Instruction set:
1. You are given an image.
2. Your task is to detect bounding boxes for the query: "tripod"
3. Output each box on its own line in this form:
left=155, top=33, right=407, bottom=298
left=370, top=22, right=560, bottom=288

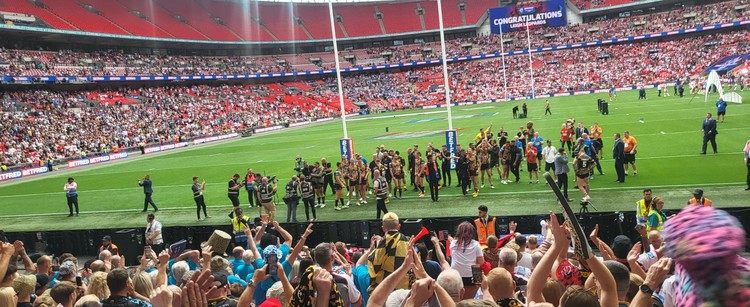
left=579, top=200, right=598, bottom=215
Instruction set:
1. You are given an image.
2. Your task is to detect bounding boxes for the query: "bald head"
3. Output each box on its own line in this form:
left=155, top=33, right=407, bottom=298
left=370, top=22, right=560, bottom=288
left=98, top=250, right=112, bottom=262
left=436, top=269, right=464, bottom=301
left=90, top=260, right=106, bottom=273
left=487, top=267, right=515, bottom=299
left=110, top=255, right=123, bottom=268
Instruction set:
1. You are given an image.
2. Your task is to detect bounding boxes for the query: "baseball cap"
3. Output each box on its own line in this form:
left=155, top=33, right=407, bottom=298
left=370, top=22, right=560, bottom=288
left=59, top=261, right=75, bottom=276
left=35, top=274, right=50, bottom=292
left=692, top=189, right=703, bottom=196
left=211, top=272, right=229, bottom=288
left=102, top=235, right=112, bottom=241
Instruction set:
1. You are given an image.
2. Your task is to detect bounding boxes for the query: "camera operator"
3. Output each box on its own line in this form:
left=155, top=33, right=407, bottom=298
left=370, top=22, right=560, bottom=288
left=283, top=176, right=300, bottom=223
left=256, top=176, right=278, bottom=222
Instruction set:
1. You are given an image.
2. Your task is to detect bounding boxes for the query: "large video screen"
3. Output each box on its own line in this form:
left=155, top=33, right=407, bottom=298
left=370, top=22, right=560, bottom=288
left=489, top=0, right=567, bottom=33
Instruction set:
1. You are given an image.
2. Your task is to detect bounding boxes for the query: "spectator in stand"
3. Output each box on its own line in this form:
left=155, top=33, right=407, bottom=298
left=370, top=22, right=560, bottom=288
left=449, top=222, right=485, bottom=299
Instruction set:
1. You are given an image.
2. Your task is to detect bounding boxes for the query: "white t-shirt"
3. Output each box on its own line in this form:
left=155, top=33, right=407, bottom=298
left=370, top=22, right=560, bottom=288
left=450, top=239, right=483, bottom=277
left=517, top=252, right=533, bottom=271
left=146, top=220, right=163, bottom=244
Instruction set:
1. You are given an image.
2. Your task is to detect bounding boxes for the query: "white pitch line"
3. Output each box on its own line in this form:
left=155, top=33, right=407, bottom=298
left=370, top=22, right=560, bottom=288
left=1, top=181, right=744, bottom=218
left=348, top=110, right=447, bottom=121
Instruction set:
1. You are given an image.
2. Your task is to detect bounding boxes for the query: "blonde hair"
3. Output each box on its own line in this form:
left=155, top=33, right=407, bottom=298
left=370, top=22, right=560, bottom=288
left=382, top=212, right=400, bottom=230
left=85, top=272, right=110, bottom=300
left=132, top=271, right=154, bottom=299
left=75, top=294, right=103, bottom=307
left=626, top=273, right=644, bottom=302
left=33, top=295, right=56, bottom=307
left=0, top=287, right=15, bottom=307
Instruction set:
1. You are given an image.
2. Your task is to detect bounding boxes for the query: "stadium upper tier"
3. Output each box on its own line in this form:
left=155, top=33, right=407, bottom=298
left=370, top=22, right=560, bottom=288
left=0, top=0, right=746, bottom=78
left=1, top=29, right=745, bottom=167
left=0, top=0, right=492, bottom=41
left=0, top=0, right=744, bottom=44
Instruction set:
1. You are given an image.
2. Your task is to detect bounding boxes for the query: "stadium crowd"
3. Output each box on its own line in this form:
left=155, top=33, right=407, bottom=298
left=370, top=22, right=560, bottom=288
left=1, top=28, right=746, bottom=169
left=0, top=0, right=748, bottom=77
left=0, top=85, right=339, bottom=168
left=1, top=199, right=747, bottom=307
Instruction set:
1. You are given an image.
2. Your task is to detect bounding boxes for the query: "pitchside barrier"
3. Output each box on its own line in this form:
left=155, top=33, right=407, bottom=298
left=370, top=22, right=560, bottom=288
left=0, top=133, right=239, bottom=183
left=5, top=208, right=750, bottom=264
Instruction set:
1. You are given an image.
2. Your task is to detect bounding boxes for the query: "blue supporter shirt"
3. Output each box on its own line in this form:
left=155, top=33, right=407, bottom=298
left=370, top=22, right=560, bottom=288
left=352, top=264, right=371, bottom=305
left=716, top=100, right=727, bottom=112
left=531, top=137, right=544, bottom=152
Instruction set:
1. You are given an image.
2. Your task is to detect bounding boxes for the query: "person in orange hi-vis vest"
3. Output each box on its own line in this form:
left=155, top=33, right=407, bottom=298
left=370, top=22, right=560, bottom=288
left=687, top=189, right=712, bottom=207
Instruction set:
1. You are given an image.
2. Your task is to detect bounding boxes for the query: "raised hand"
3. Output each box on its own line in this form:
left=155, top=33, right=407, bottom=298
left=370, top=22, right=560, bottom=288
left=627, top=242, right=642, bottom=264
left=589, top=224, right=600, bottom=242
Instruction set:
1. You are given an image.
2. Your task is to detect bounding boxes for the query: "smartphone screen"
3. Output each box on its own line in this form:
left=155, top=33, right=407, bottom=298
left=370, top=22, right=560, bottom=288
left=261, top=214, right=269, bottom=224
left=75, top=276, right=82, bottom=287
left=266, top=253, right=278, bottom=275
left=144, top=246, right=152, bottom=258
left=438, top=231, right=445, bottom=241
left=471, top=265, right=482, bottom=285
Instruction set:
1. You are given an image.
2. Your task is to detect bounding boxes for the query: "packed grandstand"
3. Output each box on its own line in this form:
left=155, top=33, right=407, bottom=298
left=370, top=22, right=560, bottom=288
left=0, top=0, right=748, bottom=170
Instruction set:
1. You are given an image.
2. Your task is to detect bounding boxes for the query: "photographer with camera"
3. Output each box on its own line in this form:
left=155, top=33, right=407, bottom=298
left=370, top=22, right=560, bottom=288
left=256, top=176, right=278, bottom=222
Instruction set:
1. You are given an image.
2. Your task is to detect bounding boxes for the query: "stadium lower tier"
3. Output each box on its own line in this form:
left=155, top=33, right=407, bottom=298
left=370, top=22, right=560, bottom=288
left=1, top=30, right=748, bottom=167
left=11, top=208, right=749, bottom=262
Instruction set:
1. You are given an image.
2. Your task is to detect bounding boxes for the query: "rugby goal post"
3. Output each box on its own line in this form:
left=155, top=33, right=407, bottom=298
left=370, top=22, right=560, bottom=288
left=704, top=70, right=724, bottom=103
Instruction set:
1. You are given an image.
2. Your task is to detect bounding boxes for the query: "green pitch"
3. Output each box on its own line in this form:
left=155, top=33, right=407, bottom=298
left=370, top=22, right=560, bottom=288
left=1, top=89, right=748, bottom=232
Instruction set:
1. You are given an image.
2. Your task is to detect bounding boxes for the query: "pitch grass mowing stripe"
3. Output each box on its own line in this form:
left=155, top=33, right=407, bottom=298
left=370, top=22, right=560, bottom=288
left=0, top=89, right=747, bottom=232
left=0, top=151, right=742, bottom=200
left=1, top=181, right=745, bottom=218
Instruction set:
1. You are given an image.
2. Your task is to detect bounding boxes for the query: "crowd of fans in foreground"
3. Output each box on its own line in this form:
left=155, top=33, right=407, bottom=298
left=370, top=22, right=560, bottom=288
left=1, top=204, right=747, bottom=307
left=0, top=0, right=747, bottom=77
left=1, top=28, right=747, bottom=169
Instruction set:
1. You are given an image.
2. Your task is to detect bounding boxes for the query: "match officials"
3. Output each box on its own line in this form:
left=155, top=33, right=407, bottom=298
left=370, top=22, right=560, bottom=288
left=64, top=177, right=79, bottom=217
left=192, top=176, right=209, bottom=221
left=138, top=175, right=158, bottom=212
